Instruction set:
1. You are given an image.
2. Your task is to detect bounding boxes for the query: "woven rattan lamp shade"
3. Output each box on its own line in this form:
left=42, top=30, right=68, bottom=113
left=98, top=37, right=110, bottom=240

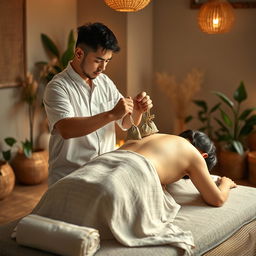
left=104, top=0, right=151, bottom=12
left=198, top=0, right=235, bottom=34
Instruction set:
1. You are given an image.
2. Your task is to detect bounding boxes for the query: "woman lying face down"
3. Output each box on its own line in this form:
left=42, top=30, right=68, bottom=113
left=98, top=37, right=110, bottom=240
left=118, top=130, right=237, bottom=207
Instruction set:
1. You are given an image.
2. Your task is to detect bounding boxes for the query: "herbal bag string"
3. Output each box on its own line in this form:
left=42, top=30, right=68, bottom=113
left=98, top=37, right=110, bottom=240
left=126, top=115, right=142, bottom=140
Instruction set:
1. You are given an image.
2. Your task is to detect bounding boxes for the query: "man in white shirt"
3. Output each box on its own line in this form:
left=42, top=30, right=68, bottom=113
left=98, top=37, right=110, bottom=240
left=44, top=22, right=153, bottom=185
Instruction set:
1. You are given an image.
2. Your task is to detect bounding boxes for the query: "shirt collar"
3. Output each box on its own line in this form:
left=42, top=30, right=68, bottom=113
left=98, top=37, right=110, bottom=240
left=66, top=62, right=91, bottom=88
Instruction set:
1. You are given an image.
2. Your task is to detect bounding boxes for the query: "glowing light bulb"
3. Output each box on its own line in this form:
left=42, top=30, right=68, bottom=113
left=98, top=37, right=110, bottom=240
left=212, top=18, right=220, bottom=28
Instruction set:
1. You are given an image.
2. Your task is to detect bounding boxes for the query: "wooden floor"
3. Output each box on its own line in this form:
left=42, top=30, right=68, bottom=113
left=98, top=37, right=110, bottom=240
left=0, top=177, right=255, bottom=226
left=0, top=181, right=48, bottom=225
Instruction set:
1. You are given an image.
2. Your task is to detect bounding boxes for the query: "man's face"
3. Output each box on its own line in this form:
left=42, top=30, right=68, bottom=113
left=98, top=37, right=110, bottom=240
left=79, top=47, right=113, bottom=80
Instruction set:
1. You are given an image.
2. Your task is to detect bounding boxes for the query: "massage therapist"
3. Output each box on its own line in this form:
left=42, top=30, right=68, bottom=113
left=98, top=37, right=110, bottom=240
left=43, top=22, right=153, bottom=186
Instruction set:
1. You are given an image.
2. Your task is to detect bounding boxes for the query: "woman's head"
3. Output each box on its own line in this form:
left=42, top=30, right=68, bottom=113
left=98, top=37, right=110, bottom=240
left=179, top=130, right=217, bottom=171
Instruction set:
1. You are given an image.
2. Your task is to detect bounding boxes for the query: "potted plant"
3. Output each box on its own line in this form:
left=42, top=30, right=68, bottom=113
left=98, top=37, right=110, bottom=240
left=0, top=138, right=16, bottom=200
left=37, top=30, right=75, bottom=83
left=185, top=99, right=220, bottom=140
left=10, top=73, right=48, bottom=185
left=185, top=99, right=221, bottom=172
left=213, top=81, right=256, bottom=179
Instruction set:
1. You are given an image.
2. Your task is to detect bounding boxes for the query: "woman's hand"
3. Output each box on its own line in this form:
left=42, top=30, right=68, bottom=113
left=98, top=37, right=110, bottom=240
left=217, top=176, right=237, bottom=189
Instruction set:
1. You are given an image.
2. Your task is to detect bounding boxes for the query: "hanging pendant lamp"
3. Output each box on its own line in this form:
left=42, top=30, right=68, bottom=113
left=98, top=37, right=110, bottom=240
left=104, top=0, right=151, bottom=12
left=198, top=0, right=235, bottom=34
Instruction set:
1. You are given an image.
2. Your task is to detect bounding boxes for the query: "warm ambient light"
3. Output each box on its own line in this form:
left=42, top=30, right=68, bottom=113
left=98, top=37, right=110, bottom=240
left=115, top=139, right=125, bottom=149
left=104, top=0, right=151, bottom=12
left=198, top=0, right=235, bottom=34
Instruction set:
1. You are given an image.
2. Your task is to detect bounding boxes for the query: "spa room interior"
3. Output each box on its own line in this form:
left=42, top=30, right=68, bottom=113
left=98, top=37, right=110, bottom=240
left=0, top=0, right=256, bottom=255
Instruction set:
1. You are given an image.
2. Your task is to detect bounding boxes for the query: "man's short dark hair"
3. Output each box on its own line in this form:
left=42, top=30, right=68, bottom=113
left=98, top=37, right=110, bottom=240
left=76, top=22, right=120, bottom=52
left=179, top=129, right=217, bottom=171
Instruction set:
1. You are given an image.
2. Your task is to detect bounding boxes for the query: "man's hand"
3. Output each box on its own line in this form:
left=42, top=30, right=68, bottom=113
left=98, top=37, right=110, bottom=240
left=109, top=97, right=134, bottom=120
left=133, top=91, right=153, bottom=113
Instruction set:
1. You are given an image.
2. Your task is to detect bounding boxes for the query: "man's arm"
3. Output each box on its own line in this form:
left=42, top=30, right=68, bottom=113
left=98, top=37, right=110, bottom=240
left=55, top=97, right=133, bottom=139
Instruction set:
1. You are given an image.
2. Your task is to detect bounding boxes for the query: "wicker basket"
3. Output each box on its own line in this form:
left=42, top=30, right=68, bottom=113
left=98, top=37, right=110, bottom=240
left=104, top=0, right=151, bottom=12
left=12, top=150, right=48, bottom=185
left=0, top=162, right=15, bottom=200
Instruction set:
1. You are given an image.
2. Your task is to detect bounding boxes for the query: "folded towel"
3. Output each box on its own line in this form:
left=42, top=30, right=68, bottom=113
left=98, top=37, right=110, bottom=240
left=15, top=214, right=100, bottom=256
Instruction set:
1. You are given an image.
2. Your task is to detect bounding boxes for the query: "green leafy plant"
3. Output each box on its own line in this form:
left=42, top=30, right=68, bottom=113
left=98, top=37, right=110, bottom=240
left=1, top=138, right=17, bottom=161
left=37, top=30, right=75, bottom=82
left=1, top=73, right=39, bottom=159
left=186, top=100, right=220, bottom=139
left=213, top=81, right=256, bottom=155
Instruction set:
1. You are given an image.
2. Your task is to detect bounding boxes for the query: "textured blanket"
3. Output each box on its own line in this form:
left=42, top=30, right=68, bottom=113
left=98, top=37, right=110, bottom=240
left=33, top=150, right=194, bottom=255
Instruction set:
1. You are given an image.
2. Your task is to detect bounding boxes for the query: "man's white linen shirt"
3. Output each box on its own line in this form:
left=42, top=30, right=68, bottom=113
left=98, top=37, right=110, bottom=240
left=44, top=63, right=123, bottom=186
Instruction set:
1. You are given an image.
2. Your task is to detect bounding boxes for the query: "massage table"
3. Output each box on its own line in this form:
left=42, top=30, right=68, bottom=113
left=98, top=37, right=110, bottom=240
left=0, top=176, right=255, bottom=256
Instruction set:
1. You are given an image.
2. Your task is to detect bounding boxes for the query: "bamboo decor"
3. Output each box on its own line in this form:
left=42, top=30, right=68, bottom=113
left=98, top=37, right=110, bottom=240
left=104, top=0, right=151, bottom=12
left=198, top=0, right=235, bottom=34
left=156, top=69, right=204, bottom=134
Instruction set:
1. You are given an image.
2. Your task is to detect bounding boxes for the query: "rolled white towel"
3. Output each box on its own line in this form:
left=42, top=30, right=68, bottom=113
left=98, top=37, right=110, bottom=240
left=14, top=214, right=100, bottom=256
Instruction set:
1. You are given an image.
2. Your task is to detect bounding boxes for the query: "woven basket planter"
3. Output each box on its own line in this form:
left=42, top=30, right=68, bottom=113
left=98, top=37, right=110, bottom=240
left=12, top=150, right=48, bottom=185
left=0, top=161, right=15, bottom=200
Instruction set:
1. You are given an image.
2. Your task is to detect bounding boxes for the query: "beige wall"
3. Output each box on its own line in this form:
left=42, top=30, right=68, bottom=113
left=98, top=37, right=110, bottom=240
left=0, top=0, right=77, bottom=149
left=152, top=0, right=256, bottom=134
left=127, top=5, right=153, bottom=96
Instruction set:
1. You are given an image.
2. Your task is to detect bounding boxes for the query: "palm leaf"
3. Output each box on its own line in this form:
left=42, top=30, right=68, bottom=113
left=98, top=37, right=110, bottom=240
left=214, top=118, right=232, bottom=137
left=61, top=48, right=74, bottom=69
left=198, top=111, right=207, bottom=122
left=2, top=150, right=11, bottom=161
left=60, top=30, right=75, bottom=68
left=210, top=103, right=221, bottom=113
left=4, top=137, right=17, bottom=147
left=22, top=140, right=33, bottom=158
left=213, top=91, right=234, bottom=110
left=220, top=109, right=233, bottom=127
left=233, top=81, right=247, bottom=103
left=67, top=30, right=75, bottom=49
left=239, top=124, right=254, bottom=137
left=193, top=100, right=207, bottom=112
left=185, top=115, right=193, bottom=123
left=245, top=115, right=256, bottom=126
left=231, top=141, right=244, bottom=155
left=41, top=34, right=60, bottom=58
left=239, top=108, right=256, bottom=120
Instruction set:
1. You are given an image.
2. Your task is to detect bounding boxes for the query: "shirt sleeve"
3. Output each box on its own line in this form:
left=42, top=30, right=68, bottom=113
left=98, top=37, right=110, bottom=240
left=43, top=81, right=75, bottom=134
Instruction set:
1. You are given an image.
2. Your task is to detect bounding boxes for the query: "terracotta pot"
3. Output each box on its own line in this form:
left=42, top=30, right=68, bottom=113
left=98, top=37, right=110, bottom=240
left=218, top=150, right=248, bottom=180
left=247, top=132, right=256, bottom=151
left=11, top=150, right=48, bottom=185
left=247, top=151, right=256, bottom=185
left=0, top=161, right=15, bottom=200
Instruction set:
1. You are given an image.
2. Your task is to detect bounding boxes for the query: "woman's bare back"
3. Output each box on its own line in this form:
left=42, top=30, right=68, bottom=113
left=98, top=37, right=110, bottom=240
left=118, top=133, right=199, bottom=184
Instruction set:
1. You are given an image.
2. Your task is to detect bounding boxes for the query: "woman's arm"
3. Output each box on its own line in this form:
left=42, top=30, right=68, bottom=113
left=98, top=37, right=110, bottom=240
left=188, top=152, right=237, bottom=207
